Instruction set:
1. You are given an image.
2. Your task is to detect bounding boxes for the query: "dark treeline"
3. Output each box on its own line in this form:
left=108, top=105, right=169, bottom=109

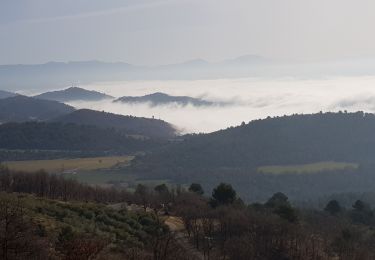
left=0, top=167, right=132, bottom=203
left=52, top=109, right=177, bottom=140
left=130, top=161, right=375, bottom=203
left=0, top=122, right=168, bottom=155
left=117, top=181, right=375, bottom=259
left=0, top=149, right=105, bottom=162
left=207, top=164, right=375, bottom=202
left=313, top=191, right=375, bottom=209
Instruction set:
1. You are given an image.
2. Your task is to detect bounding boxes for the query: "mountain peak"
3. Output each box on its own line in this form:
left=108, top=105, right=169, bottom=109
left=35, top=87, right=113, bottom=102
left=114, top=92, right=228, bottom=107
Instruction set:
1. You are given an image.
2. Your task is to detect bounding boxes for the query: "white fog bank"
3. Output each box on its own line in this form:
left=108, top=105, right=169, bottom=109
left=66, top=77, right=375, bottom=133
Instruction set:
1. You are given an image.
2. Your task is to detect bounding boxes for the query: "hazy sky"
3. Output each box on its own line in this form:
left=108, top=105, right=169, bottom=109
left=1, top=0, right=375, bottom=65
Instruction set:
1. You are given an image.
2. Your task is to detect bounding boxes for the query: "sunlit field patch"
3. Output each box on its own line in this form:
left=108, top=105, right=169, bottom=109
left=258, top=161, right=358, bottom=175
left=3, top=156, right=134, bottom=173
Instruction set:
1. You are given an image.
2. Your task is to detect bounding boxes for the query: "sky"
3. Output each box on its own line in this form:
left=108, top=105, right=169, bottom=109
left=1, top=0, right=375, bottom=65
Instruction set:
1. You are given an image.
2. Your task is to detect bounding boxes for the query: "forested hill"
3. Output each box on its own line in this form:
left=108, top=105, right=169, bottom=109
left=0, top=95, right=74, bottom=122
left=52, top=109, right=177, bottom=139
left=35, top=87, right=113, bottom=102
left=133, top=112, right=375, bottom=174
left=114, top=92, right=217, bottom=106
left=0, top=122, right=165, bottom=153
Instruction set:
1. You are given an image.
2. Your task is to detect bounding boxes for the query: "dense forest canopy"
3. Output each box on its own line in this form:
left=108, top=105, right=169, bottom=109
left=53, top=109, right=177, bottom=139
left=0, top=122, right=167, bottom=154
left=130, top=112, right=375, bottom=201
left=135, top=111, right=375, bottom=171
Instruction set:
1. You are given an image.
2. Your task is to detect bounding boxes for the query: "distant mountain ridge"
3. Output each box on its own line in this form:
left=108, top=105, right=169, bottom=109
left=114, top=92, right=226, bottom=107
left=4, top=55, right=375, bottom=91
left=0, top=95, right=74, bottom=123
left=0, top=55, right=274, bottom=90
left=52, top=109, right=177, bottom=139
left=35, top=87, right=113, bottom=102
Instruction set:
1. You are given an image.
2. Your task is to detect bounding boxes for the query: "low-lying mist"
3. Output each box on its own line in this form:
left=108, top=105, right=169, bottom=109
left=66, top=76, right=375, bottom=134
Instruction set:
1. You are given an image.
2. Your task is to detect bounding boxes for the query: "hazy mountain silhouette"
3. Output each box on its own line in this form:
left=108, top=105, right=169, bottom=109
left=35, top=87, right=113, bottom=102
left=0, top=55, right=272, bottom=90
left=114, top=92, right=227, bottom=107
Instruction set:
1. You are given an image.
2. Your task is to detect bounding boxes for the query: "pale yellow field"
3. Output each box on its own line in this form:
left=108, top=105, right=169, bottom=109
left=3, top=156, right=134, bottom=173
left=258, top=161, right=358, bottom=175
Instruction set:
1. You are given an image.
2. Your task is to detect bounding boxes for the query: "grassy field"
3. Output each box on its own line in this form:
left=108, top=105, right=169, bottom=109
left=257, top=161, right=358, bottom=175
left=3, top=156, right=134, bottom=173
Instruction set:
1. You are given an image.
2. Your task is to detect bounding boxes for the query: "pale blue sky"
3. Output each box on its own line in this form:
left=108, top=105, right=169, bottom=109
left=1, top=0, right=375, bottom=65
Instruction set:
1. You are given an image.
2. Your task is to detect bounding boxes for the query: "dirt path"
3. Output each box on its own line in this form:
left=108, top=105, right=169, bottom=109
left=164, top=216, right=205, bottom=260
left=108, top=204, right=206, bottom=259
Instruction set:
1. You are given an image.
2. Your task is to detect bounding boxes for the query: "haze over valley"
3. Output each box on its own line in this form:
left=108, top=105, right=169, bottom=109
left=15, top=75, right=375, bottom=133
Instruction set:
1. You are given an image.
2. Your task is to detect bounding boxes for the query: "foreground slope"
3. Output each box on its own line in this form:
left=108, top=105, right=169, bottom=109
left=52, top=109, right=177, bottom=139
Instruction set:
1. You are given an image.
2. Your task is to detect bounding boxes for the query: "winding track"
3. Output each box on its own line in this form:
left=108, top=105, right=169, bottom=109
left=164, top=216, right=205, bottom=260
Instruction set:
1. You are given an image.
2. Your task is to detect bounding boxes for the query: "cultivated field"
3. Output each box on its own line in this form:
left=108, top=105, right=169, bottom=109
left=258, top=161, right=358, bottom=175
left=3, top=156, right=134, bottom=173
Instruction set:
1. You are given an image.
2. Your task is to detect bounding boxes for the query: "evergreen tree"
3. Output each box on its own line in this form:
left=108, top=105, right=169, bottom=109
left=188, top=183, right=204, bottom=195
left=325, top=200, right=342, bottom=215
left=211, top=183, right=237, bottom=206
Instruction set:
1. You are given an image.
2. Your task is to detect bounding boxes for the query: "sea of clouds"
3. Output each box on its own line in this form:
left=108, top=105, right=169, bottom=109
left=65, top=76, right=375, bottom=134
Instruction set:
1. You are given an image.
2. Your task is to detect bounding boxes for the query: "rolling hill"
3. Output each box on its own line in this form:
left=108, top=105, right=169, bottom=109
left=52, top=109, right=177, bottom=139
left=134, top=112, right=375, bottom=171
left=114, top=92, right=224, bottom=107
left=35, top=86, right=113, bottom=102
left=130, top=112, right=375, bottom=201
left=0, top=95, right=74, bottom=123
left=0, top=122, right=166, bottom=154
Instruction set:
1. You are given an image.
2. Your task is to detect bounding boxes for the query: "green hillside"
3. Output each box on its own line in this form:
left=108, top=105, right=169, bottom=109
left=129, top=112, right=375, bottom=201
